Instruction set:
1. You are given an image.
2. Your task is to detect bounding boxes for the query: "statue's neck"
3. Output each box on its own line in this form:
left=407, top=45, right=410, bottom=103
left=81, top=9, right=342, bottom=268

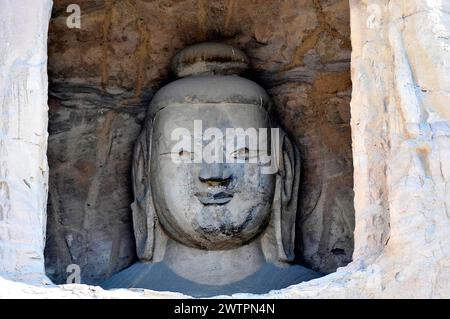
left=162, top=238, right=266, bottom=286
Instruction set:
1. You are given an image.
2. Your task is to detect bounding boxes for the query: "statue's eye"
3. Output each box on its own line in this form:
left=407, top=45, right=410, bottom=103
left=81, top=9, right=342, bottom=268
left=178, top=150, right=192, bottom=159
left=232, top=147, right=250, bottom=160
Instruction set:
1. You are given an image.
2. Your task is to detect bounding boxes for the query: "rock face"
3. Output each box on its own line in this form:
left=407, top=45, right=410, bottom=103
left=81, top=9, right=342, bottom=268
left=0, top=0, right=52, bottom=283
left=45, top=0, right=354, bottom=284
left=1, top=0, right=448, bottom=299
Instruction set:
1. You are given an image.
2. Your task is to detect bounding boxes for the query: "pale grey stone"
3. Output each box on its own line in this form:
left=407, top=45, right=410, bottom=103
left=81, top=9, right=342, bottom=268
left=101, top=43, right=321, bottom=295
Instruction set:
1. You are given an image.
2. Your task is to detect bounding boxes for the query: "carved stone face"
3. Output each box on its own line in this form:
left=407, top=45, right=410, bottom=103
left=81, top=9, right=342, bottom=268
left=150, top=104, right=276, bottom=250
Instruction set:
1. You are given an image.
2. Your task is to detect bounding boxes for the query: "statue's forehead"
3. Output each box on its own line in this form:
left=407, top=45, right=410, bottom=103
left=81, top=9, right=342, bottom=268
left=153, top=103, right=270, bottom=133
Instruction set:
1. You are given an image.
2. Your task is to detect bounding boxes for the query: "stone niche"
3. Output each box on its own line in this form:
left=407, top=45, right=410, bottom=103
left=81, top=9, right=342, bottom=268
left=44, top=0, right=354, bottom=285
left=1, top=0, right=449, bottom=299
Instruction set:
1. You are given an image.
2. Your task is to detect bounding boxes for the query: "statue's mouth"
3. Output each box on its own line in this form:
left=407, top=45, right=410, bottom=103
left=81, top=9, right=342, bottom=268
left=195, top=191, right=234, bottom=205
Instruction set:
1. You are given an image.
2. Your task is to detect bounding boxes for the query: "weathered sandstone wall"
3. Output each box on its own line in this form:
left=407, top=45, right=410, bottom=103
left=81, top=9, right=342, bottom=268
left=0, top=0, right=448, bottom=298
left=0, top=0, right=52, bottom=284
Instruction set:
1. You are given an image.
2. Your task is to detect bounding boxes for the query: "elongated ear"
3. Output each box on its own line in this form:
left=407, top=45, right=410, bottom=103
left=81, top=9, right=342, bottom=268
left=261, top=128, right=300, bottom=263
left=279, top=132, right=301, bottom=262
left=264, top=129, right=301, bottom=263
left=131, top=120, right=156, bottom=261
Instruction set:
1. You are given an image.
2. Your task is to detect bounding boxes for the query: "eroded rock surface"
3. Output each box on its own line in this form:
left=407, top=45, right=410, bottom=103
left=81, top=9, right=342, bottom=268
left=1, top=0, right=448, bottom=299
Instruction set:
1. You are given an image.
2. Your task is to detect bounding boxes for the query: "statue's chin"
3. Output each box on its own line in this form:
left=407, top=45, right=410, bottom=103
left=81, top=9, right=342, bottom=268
left=175, top=223, right=265, bottom=251
left=174, top=236, right=254, bottom=251
left=163, top=221, right=263, bottom=251
left=157, top=203, right=270, bottom=250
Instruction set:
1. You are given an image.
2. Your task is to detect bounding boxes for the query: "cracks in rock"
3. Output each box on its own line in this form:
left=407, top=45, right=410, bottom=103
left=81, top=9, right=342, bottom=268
left=197, top=0, right=208, bottom=40
left=0, top=181, right=11, bottom=222
left=388, top=19, right=430, bottom=138
left=124, top=0, right=151, bottom=100
left=283, top=0, right=351, bottom=71
left=224, top=0, right=236, bottom=31
left=312, top=0, right=351, bottom=50
left=46, top=178, right=74, bottom=281
left=48, top=83, right=151, bottom=116
left=101, top=1, right=113, bottom=91
left=81, top=110, right=117, bottom=272
left=284, top=27, right=322, bottom=71
left=397, top=9, right=450, bottom=22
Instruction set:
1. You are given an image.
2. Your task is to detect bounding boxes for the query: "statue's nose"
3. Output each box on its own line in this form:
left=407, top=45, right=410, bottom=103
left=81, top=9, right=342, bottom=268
left=199, top=163, right=232, bottom=185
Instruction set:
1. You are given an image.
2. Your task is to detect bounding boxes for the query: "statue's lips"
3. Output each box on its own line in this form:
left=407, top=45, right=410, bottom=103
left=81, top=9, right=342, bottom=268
left=195, top=191, right=234, bottom=205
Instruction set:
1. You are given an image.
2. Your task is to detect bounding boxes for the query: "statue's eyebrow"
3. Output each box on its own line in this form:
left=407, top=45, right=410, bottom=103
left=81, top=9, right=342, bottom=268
left=158, top=150, right=193, bottom=156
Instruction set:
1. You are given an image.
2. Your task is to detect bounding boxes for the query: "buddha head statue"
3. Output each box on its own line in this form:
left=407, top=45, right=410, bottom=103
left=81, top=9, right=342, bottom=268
left=131, top=42, right=301, bottom=268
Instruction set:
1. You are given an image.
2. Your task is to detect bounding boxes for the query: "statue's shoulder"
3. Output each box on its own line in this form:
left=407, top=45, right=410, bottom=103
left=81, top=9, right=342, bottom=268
left=100, top=261, right=323, bottom=295
left=246, top=263, right=322, bottom=291
left=100, top=262, right=160, bottom=290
